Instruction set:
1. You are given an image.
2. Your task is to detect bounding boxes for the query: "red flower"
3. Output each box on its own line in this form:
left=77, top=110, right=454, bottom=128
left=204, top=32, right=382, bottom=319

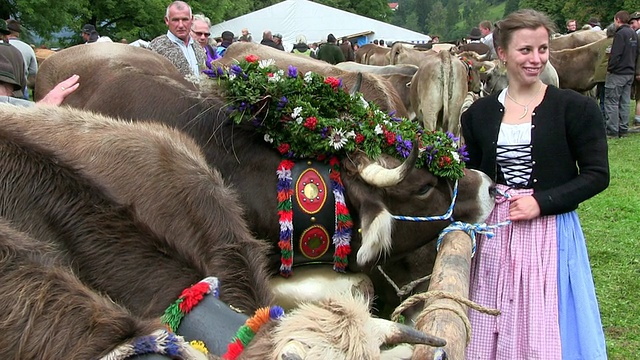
left=324, top=76, right=340, bottom=89
left=245, top=54, right=259, bottom=63
left=438, top=156, right=452, bottom=168
left=303, top=116, right=317, bottom=129
left=385, top=131, right=396, bottom=145
left=355, top=134, right=365, bottom=144
left=277, top=143, right=290, bottom=154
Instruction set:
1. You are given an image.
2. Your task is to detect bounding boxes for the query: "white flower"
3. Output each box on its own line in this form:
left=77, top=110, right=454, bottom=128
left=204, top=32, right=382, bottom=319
left=346, top=130, right=356, bottom=139
left=329, top=128, right=349, bottom=150
left=374, top=124, right=384, bottom=135
left=304, top=71, right=313, bottom=83
left=258, top=59, right=275, bottom=68
left=451, top=151, right=460, bottom=162
left=268, top=72, right=281, bottom=82
left=296, top=117, right=303, bottom=125
left=228, top=73, right=237, bottom=81
left=291, top=106, right=303, bottom=119
left=264, top=134, right=274, bottom=143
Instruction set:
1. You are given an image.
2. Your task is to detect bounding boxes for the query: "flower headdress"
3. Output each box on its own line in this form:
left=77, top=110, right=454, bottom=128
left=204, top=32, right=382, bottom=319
left=205, top=55, right=467, bottom=180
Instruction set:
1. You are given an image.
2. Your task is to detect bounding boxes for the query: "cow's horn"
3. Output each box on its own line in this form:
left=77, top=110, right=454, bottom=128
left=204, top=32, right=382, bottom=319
left=371, top=318, right=447, bottom=347
left=358, top=140, right=419, bottom=187
left=278, top=340, right=306, bottom=360
left=350, top=72, right=363, bottom=95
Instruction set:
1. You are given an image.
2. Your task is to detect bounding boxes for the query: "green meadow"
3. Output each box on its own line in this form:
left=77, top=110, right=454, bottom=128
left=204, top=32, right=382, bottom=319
left=579, top=133, right=640, bottom=358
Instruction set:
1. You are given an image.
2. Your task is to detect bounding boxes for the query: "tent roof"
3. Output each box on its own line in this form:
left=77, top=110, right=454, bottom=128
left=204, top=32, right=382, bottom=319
left=210, top=0, right=430, bottom=48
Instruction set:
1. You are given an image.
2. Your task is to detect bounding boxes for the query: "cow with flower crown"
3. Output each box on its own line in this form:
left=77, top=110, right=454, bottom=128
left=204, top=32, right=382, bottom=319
left=31, top=42, right=495, bottom=351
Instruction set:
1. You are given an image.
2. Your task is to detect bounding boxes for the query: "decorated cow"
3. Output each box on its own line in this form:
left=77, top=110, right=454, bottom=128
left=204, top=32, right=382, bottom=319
left=0, top=103, right=446, bottom=359
left=35, top=43, right=495, bottom=316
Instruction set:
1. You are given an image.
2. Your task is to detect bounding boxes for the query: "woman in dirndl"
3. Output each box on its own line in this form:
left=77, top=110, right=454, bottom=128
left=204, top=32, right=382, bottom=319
left=461, top=9, right=609, bottom=360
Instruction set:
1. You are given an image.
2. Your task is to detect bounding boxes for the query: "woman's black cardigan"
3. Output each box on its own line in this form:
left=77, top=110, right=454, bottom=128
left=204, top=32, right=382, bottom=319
left=461, top=86, right=610, bottom=216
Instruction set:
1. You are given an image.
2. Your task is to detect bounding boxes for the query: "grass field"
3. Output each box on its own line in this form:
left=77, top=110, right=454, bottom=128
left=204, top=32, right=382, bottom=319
left=579, top=133, right=640, bottom=357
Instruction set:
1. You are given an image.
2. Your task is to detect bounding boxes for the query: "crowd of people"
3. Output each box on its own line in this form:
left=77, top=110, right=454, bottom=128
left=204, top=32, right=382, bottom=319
left=0, top=4, right=636, bottom=359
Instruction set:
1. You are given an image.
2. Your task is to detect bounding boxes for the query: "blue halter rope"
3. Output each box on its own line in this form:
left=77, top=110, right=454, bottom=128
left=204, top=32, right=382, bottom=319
left=391, top=180, right=512, bottom=257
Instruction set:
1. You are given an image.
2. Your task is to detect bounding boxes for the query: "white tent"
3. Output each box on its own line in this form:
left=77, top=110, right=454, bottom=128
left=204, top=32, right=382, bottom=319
left=210, top=0, right=431, bottom=51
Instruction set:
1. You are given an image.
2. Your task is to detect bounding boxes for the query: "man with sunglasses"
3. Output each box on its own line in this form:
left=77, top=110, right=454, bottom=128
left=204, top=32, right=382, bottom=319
left=149, top=1, right=206, bottom=77
left=191, top=15, right=218, bottom=68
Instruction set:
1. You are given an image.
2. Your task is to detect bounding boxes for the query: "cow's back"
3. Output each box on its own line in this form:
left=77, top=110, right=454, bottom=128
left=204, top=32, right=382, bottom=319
left=35, top=43, right=193, bottom=103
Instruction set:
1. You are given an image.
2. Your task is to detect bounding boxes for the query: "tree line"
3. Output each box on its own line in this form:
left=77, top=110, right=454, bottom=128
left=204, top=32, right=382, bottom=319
left=1, top=0, right=638, bottom=47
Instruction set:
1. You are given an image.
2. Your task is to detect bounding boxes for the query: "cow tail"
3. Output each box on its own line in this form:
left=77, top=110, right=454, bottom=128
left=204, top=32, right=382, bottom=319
left=442, top=53, right=452, bottom=127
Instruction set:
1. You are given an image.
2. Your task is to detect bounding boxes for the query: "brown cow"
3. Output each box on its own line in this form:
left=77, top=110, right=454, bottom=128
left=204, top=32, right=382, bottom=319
left=35, top=42, right=495, bottom=271
left=408, top=50, right=469, bottom=136
left=550, top=36, right=611, bottom=92
left=550, top=29, right=606, bottom=50
left=218, top=42, right=408, bottom=117
left=335, top=62, right=419, bottom=118
left=34, top=44, right=495, bottom=327
left=355, top=43, right=392, bottom=65
left=0, top=103, right=273, bottom=315
left=0, top=104, right=445, bottom=359
left=0, top=219, right=205, bottom=360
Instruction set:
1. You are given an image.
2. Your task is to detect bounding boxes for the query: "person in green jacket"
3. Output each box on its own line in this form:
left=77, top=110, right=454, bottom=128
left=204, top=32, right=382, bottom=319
left=316, top=34, right=345, bottom=65
left=593, top=24, right=615, bottom=117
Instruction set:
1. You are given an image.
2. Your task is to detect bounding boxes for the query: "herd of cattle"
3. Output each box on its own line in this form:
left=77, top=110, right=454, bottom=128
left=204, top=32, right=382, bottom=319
left=0, top=29, right=605, bottom=359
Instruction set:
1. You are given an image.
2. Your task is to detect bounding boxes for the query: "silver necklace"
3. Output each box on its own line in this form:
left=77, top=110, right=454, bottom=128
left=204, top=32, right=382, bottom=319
left=506, top=83, right=543, bottom=119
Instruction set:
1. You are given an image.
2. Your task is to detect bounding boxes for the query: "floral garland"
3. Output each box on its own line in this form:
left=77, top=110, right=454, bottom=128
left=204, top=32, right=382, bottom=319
left=204, top=55, right=468, bottom=180
left=276, top=160, right=294, bottom=277
left=222, top=306, right=286, bottom=360
left=329, top=157, right=352, bottom=272
left=161, top=277, right=220, bottom=332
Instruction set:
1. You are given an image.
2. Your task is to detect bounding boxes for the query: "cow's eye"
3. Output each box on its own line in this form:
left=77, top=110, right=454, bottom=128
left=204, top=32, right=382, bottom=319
left=417, top=183, right=432, bottom=196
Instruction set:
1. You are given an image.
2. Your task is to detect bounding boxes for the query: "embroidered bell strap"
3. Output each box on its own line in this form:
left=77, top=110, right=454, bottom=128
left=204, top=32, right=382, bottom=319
left=100, top=329, right=203, bottom=360
left=276, top=158, right=353, bottom=277
left=161, top=277, right=220, bottom=332
left=222, top=306, right=285, bottom=360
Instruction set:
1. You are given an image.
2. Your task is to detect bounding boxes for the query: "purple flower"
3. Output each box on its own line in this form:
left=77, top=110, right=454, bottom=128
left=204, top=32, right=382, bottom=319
left=458, top=144, right=469, bottom=162
left=338, top=78, right=343, bottom=88
left=230, top=64, right=243, bottom=75
left=320, top=127, right=329, bottom=139
left=217, top=66, right=225, bottom=77
left=202, top=69, right=216, bottom=78
left=395, top=134, right=412, bottom=158
left=288, top=65, right=298, bottom=78
left=277, top=96, right=288, bottom=111
left=238, top=102, right=249, bottom=111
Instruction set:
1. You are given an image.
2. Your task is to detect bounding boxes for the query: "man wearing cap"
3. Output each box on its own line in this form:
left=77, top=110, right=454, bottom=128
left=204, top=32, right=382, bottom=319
left=215, top=31, right=234, bottom=57
left=149, top=1, right=206, bottom=78
left=458, top=27, right=490, bottom=56
left=81, top=24, right=99, bottom=43
left=587, top=17, right=602, bottom=31
left=273, top=34, right=285, bottom=51
left=5, top=19, right=37, bottom=99
left=0, top=19, right=26, bottom=100
left=316, top=33, right=344, bottom=65
left=628, top=11, right=640, bottom=128
left=260, top=30, right=279, bottom=50
left=604, top=11, right=638, bottom=138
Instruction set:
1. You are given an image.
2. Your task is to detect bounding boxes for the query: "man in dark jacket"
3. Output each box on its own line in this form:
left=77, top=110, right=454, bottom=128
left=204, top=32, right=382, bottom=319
left=316, top=34, right=345, bottom=65
left=604, top=11, right=638, bottom=137
left=339, top=37, right=355, bottom=61
left=260, top=30, right=280, bottom=50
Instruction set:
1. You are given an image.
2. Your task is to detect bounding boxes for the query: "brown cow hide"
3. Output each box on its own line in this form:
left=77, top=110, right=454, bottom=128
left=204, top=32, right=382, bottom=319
left=0, top=219, right=187, bottom=360
left=550, top=37, right=611, bottom=92
left=0, top=103, right=274, bottom=315
left=550, top=29, right=606, bottom=50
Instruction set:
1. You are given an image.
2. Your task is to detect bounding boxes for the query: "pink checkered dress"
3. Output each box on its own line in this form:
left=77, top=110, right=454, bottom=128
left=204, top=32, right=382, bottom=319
left=465, top=185, right=562, bottom=359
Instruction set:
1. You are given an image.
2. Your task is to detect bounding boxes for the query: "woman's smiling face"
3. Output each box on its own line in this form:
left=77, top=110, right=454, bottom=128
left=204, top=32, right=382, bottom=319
left=498, top=26, right=550, bottom=86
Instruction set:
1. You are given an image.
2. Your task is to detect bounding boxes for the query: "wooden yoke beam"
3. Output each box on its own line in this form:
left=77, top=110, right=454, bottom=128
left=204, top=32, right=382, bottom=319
left=411, top=230, right=473, bottom=360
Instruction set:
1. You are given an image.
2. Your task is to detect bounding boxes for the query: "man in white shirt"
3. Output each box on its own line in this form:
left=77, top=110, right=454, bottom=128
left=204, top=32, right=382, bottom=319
left=149, top=1, right=206, bottom=77
left=5, top=19, right=36, bottom=99
left=479, top=20, right=497, bottom=60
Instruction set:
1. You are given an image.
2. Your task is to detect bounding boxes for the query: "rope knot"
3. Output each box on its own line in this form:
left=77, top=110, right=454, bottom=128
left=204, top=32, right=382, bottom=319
left=436, top=220, right=511, bottom=257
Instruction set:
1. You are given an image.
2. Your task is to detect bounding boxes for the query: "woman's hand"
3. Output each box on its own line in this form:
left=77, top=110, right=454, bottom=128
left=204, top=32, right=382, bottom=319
left=507, top=195, right=541, bottom=221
